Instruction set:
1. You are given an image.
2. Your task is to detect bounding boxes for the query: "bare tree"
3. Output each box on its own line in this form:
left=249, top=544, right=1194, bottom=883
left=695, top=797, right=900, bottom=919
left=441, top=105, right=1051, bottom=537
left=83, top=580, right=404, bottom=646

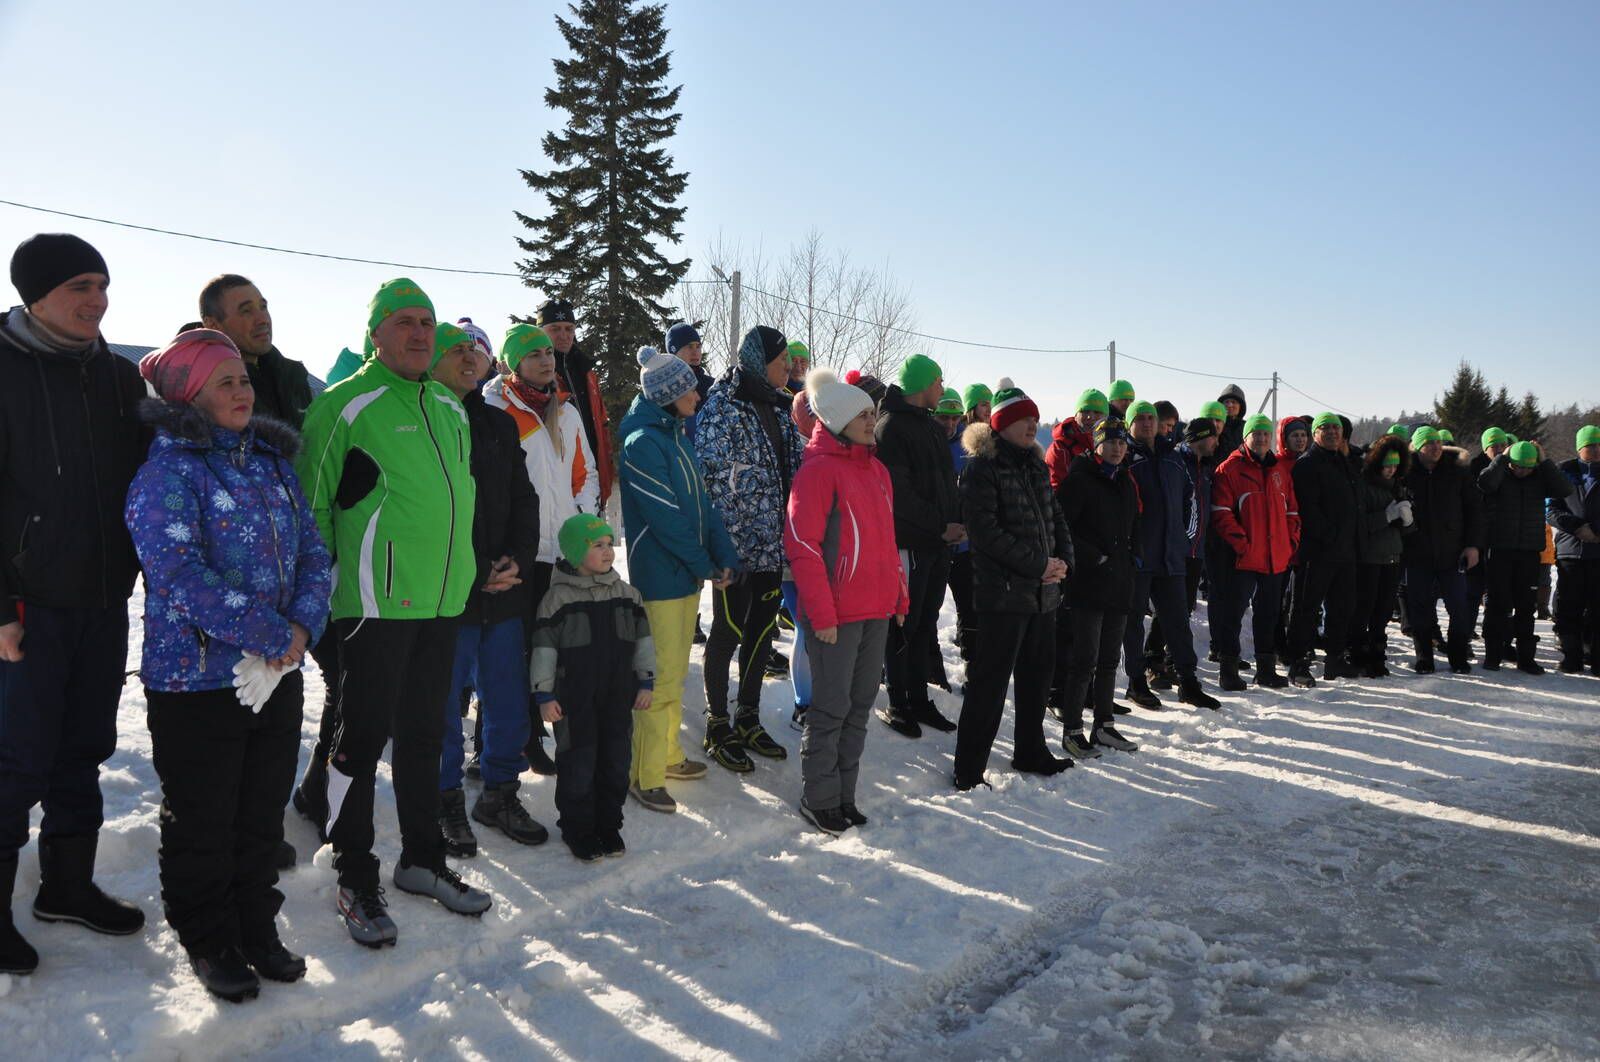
left=675, top=230, right=919, bottom=380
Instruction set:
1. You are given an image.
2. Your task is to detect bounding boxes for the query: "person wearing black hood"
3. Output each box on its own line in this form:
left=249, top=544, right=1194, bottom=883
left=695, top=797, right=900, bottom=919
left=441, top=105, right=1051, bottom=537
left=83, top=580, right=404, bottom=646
left=874, top=355, right=964, bottom=739
left=1217, top=384, right=1248, bottom=457
left=1350, top=435, right=1415, bottom=677
left=537, top=299, right=614, bottom=514
left=1, top=235, right=148, bottom=976
left=1286, top=413, right=1362, bottom=685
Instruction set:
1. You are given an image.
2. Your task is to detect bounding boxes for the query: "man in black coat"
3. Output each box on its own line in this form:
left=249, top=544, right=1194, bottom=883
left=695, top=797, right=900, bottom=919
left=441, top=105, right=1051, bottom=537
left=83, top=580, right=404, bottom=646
left=1217, top=383, right=1249, bottom=458
left=1478, top=441, right=1572, bottom=673
left=1056, top=419, right=1142, bottom=759
left=1402, top=427, right=1485, bottom=673
left=431, top=326, right=547, bottom=853
left=1, top=235, right=147, bottom=975
left=874, top=355, right=963, bottom=738
left=198, top=274, right=317, bottom=428
left=1286, top=413, right=1362, bottom=684
left=952, top=384, right=1074, bottom=786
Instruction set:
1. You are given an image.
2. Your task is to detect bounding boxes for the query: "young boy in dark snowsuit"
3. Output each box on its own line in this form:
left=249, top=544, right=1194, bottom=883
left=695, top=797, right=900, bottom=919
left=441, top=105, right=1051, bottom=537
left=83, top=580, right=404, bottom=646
left=530, top=515, right=655, bottom=862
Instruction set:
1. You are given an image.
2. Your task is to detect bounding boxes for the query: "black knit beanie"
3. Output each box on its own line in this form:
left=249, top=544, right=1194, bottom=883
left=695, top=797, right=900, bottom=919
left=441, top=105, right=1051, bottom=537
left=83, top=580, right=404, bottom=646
left=10, top=234, right=108, bottom=307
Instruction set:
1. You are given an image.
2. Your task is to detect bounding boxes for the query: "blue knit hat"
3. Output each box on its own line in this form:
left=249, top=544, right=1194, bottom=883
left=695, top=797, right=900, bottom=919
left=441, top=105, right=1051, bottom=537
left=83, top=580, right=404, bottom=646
left=737, top=325, right=788, bottom=376
left=638, top=345, right=698, bottom=407
left=665, top=321, right=700, bottom=356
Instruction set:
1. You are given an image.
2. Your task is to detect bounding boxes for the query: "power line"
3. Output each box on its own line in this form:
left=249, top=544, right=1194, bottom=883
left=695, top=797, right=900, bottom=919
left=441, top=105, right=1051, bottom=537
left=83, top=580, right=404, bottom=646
left=1278, top=377, right=1355, bottom=419
left=1114, top=349, right=1273, bottom=382
left=0, top=198, right=526, bottom=277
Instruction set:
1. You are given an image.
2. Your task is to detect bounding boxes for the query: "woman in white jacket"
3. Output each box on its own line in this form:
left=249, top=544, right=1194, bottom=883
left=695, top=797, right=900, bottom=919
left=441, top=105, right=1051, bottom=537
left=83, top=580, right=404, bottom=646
left=485, top=323, right=599, bottom=763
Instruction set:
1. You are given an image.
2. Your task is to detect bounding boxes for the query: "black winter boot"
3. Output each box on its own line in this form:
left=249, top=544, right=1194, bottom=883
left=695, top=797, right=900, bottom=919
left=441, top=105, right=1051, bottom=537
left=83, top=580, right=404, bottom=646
left=1, top=854, right=38, bottom=975
left=1124, top=676, right=1163, bottom=709
left=1178, top=672, right=1221, bottom=709
left=1218, top=657, right=1248, bottom=692
left=1287, top=658, right=1318, bottom=688
left=292, top=756, right=330, bottom=842
left=438, top=788, right=478, bottom=858
left=471, top=782, right=549, bottom=846
left=32, top=834, right=144, bottom=936
left=1412, top=637, right=1436, bottom=674
left=188, top=945, right=261, bottom=1003
left=1254, top=653, right=1288, bottom=688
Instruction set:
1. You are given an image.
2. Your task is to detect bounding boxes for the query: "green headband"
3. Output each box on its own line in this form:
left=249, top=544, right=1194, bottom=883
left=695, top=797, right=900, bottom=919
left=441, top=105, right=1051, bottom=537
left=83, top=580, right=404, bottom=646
left=1198, top=400, right=1227, bottom=422
left=1076, top=388, right=1109, bottom=415
left=1480, top=426, right=1506, bottom=449
left=935, top=387, right=964, bottom=416
left=1577, top=425, right=1600, bottom=450
left=1312, top=412, right=1341, bottom=431
left=434, top=322, right=472, bottom=371
left=1108, top=378, right=1136, bottom=403
left=1126, top=400, right=1157, bottom=420
left=1508, top=440, right=1538, bottom=468
left=1244, top=414, right=1274, bottom=435
left=1383, top=450, right=1401, bottom=467
left=1411, top=426, right=1440, bottom=449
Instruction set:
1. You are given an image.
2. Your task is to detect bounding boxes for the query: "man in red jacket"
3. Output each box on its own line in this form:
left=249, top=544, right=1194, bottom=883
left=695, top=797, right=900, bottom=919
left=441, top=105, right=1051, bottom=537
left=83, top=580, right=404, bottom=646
left=1210, top=414, right=1300, bottom=690
left=1045, top=389, right=1108, bottom=491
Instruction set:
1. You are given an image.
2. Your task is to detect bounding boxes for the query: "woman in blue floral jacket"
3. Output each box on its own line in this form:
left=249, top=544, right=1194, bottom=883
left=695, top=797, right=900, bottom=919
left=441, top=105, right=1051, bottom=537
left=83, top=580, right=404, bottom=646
left=126, top=329, right=330, bottom=1003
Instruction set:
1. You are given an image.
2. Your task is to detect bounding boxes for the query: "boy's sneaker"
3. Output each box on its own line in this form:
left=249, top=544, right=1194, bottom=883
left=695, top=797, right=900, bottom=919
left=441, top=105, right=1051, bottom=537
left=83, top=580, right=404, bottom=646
left=337, top=885, right=397, bottom=947
left=1092, top=726, right=1139, bottom=753
left=564, top=834, right=605, bottom=863
left=877, top=706, right=922, bottom=738
left=393, top=861, right=492, bottom=916
left=798, top=800, right=851, bottom=836
left=840, top=804, right=869, bottom=827
left=911, top=701, right=958, bottom=733
left=1063, top=732, right=1103, bottom=760
left=733, top=708, right=787, bottom=760
left=597, top=829, right=626, bottom=857
left=630, top=784, right=678, bottom=813
left=790, top=703, right=809, bottom=731
left=471, top=781, right=549, bottom=846
left=664, top=757, right=708, bottom=781
left=704, top=716, right=754, bottom=772
left=438, top=788, right=478, bottom=858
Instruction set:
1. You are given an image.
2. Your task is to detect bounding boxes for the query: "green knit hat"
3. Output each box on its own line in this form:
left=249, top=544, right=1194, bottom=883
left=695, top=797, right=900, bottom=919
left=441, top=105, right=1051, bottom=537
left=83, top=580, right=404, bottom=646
left=1199, top=400, right=1227, bottom=422
left=558, top=513, right=615, bottom=569
left=503, top=324, right=554, bottom=373
left=1244, top=413, right=1274, bottom=436
left=1387, top=423, right=1407, bottom=437
left=1411, top=426, right=1440, bottom=449
left=1312, top=411, right=1341, bottom=431
left=1109, top=378, right=1136, bottom=403
left=433, top=322, right=472, bottom=371
left=1506, top=434, right=1520, bottom=446
left=1480, top=426, right=1506, bottom=449
left=1126, top=400, right=1157, bottom=421
left=366, top=277, right=434, bottom=341
left=962, top=382, right=992, bottom=412
left=1576, top=425, right=1600, bottom=450
left=936, top=387, right=964, bottom=416
left=786, top=340, right=810, bottom=364
left=1508, top=440, right=1538, bottom=468
left=1075, top=388, right=1109, bottom=415
left=1383, top=450, right=1402, bottom=467
left=1437, top=429, right=1454, bottom=443
left=897, top=354, right=942, bottom=395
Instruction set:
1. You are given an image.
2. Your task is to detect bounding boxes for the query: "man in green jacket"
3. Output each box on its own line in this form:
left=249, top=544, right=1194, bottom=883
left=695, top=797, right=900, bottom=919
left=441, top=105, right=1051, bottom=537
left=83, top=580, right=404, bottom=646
left=295, top=278, right=489, bottom=947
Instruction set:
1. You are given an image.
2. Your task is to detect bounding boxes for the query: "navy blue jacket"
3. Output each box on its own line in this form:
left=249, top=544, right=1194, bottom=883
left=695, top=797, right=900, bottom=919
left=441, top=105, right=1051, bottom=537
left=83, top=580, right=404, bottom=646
left=1125, top=435, right=1194, bottom=577
left=1549, top=459, right=1600, bottom=560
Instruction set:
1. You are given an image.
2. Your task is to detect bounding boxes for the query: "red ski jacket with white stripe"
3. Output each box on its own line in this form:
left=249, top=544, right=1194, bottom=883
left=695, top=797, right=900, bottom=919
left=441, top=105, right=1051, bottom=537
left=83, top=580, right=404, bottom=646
left=1211, top=445, right=1301, bottom=575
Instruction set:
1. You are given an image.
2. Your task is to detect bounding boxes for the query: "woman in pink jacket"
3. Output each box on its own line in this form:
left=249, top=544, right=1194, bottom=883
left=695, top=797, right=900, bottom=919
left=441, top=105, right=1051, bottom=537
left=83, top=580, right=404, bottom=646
left=784, top=371, right=909, bottom=836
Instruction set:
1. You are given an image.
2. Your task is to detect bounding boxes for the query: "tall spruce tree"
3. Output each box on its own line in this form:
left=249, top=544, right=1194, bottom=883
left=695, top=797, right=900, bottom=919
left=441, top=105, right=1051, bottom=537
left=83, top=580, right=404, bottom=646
left=1513, top=391, right=1546, bottom=444
left=1488, top=386, right=1518, bottom=437
left=1434, top=361, right=1494, bottom=441
left=516, top=0, right=690, bottom=425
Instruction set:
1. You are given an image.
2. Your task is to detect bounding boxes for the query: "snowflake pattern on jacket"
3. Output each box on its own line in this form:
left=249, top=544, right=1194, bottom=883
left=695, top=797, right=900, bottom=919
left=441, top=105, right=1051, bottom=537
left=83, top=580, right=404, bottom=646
left=126, top=400, right=331, bottom=693
left=695, top=367, right=805, bottom=573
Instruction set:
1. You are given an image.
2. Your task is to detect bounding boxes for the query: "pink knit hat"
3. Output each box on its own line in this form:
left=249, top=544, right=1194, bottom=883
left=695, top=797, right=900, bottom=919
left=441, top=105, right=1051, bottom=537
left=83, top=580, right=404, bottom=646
left=140, top=329, right=241, bottom=404
left=791, top=389, right=817, bottom=437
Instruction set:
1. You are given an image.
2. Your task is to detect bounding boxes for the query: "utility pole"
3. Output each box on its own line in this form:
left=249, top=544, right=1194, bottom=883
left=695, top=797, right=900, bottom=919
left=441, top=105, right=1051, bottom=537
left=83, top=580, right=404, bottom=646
left=1271, top=371, right=1279, bottom=422
left=729, top=270, right=742, bottom=368
left=1108, top=340, right=1116, bottom=386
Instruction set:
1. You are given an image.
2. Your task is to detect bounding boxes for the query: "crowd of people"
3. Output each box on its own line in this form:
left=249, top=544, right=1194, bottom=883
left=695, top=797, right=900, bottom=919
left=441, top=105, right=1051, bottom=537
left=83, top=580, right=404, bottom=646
left=1, top=232, right=1596, bottom=1003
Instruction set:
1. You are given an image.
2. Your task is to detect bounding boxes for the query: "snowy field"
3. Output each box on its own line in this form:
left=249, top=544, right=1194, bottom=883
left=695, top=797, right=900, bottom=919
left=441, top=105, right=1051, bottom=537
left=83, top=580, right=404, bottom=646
left=2, top=583, right=1596, bottom=1061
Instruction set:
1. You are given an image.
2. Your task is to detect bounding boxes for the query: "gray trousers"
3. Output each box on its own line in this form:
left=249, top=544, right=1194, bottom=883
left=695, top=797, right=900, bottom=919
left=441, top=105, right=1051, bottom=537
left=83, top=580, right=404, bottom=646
left=801, top=618, right=891, bottom=810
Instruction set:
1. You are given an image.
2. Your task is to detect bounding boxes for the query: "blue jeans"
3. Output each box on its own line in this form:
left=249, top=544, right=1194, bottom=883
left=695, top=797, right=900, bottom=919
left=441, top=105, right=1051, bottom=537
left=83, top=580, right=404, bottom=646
left=440, top=617, right=530, bottom=789
left=782, top=580, right=812, bottom=709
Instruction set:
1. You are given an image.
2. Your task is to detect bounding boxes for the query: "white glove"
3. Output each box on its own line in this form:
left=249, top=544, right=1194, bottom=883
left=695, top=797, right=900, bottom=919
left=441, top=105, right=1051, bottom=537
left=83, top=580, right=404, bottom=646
left=232, top=651, right=291, bottom=713
left=1384, top=501, right=1404, bottom=524
left=1397, top=500, right=1414, bottom=527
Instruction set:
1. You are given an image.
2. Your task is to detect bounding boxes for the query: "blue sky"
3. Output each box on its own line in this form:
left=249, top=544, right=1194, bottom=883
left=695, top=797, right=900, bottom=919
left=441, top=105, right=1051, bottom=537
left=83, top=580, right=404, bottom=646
left=1, top=0, right=1595, bottom=421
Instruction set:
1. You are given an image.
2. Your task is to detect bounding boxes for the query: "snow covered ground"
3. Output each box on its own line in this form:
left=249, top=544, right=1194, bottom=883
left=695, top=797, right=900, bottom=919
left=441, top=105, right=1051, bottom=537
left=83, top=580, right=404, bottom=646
left=2, top=584, right=1596, bottom=1061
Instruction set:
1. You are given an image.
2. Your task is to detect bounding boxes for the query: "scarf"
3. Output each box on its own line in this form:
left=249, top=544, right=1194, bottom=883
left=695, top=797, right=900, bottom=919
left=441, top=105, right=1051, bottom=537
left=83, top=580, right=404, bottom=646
left=506, top=373, right=566, bottom=460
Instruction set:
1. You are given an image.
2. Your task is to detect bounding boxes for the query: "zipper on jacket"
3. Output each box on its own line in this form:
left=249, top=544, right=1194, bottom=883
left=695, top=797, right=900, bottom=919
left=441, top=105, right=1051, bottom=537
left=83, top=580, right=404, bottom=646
left=197, top=629, right=208, bottom=673
left=385, top=541, right=394, bottom=598
left=418, top=388, right=457, bottom=612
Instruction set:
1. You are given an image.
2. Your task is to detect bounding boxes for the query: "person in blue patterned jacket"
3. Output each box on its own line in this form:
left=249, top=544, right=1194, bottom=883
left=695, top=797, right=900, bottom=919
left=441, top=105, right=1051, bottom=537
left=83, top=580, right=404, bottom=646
left=126, top=329, right=330, bottom=1003
left=693, top=325, right=803, bottom=771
